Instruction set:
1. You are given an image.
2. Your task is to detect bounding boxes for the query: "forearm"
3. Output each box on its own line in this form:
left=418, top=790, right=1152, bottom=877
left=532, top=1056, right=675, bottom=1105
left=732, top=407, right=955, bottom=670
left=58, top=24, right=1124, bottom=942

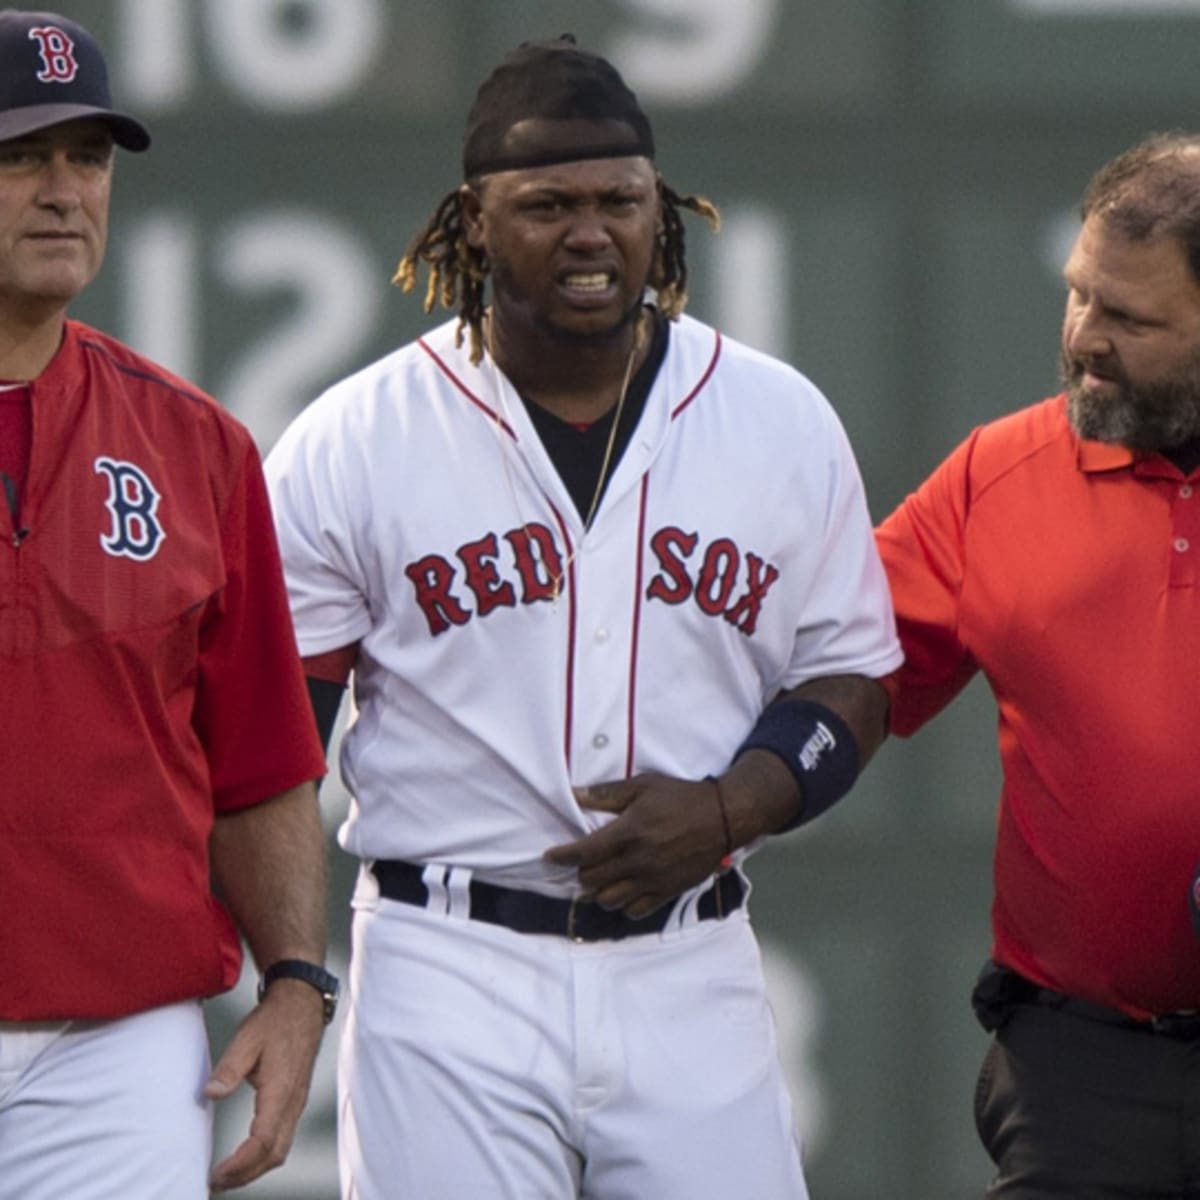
left=788, top=672, right=890, bottom=766
left=717, top=673, right=890, bottom=845
left=210, top=781, right=328, bottom=970
left=715, top=748, right=803, bottom=846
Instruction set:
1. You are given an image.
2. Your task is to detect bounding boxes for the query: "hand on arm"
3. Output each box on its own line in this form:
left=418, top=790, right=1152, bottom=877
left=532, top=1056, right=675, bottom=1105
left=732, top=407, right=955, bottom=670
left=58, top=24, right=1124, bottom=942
left=205, top=781, right=329, bottom=1192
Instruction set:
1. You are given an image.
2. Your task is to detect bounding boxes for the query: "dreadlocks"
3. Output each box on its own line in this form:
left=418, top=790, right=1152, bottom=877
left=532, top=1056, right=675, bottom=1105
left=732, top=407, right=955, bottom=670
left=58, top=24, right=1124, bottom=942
left=657, top=183, right=721, bottom=319
left=393, top=180, right=721, bottom=365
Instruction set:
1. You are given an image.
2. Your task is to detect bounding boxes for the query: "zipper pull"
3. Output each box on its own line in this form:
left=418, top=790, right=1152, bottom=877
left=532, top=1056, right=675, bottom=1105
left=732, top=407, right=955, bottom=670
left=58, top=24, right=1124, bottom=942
left=2, top=471, right=25, bottom=546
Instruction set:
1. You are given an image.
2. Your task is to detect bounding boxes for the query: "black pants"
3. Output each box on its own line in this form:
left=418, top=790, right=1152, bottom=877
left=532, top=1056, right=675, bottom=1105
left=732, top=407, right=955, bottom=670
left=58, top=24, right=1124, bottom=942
left=975, top=1002, right=1200, bottom=1198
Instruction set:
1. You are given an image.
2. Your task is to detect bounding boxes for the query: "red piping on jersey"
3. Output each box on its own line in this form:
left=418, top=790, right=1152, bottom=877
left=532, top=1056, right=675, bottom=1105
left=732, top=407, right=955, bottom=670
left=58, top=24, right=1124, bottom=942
left=620, top=331, right=719, bottom=774
left=550, top=501, right=577, bottom=769
left=625, top=476, right=651, bottom=778
left=417, top=338, right=517, bottom=439
left=670, top=331, right=722, bottom=420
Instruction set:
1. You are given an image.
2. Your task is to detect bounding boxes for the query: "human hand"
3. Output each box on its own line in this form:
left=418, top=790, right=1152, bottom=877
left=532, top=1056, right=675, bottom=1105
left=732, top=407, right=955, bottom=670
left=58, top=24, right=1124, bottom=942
left=204, top=980, right=326, bottom=1191
left=543, top=772, right=727, bottom=918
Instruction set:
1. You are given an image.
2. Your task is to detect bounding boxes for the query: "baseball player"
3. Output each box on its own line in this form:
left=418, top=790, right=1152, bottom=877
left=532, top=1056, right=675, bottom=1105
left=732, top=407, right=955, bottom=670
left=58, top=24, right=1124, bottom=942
left=876, top=132, right=1200, bottom=1196
left=267, top=36, right=902, bottom=1200
left=0, top=11, right=335, bottom=1198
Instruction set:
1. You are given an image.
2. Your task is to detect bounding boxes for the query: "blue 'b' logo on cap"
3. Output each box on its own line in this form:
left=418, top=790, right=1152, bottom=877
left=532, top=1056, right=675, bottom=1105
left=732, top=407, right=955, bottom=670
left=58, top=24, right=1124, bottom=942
left=95, top=457, right=165, bottom=561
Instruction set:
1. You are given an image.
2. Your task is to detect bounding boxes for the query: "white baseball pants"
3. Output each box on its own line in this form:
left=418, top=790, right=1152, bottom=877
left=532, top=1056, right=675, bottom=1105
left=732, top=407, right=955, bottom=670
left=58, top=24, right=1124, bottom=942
left=339, top=883, right=810, bottom=1199
left=0, top=1001, right=212, bottom=1199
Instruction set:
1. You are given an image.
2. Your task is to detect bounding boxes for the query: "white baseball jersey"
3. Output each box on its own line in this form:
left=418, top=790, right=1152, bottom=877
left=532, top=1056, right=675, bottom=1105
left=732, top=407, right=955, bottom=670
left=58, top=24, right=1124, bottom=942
left=266, top=313, right=901, bottom=891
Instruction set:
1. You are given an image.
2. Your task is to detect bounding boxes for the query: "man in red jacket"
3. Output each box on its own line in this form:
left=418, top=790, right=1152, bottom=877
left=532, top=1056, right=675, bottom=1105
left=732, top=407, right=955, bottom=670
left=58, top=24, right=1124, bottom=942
left=877, top=131, right=1200, bottom=1198
left=0, top=11, right=335, bottom=1197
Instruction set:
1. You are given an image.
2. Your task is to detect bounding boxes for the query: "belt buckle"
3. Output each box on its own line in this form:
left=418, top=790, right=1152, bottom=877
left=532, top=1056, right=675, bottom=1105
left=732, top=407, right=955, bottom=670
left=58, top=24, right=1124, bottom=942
left=566, top=894, right=585, bottom=943
left=1150, top=1010, right=1200, bottom=1039
left=565, top=895, right=616, bottom=942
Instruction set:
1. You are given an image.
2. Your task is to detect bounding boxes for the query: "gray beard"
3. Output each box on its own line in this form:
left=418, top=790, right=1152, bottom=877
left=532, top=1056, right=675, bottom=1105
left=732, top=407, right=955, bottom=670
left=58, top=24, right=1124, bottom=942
left=1061, top=350, right=1200, bottom=452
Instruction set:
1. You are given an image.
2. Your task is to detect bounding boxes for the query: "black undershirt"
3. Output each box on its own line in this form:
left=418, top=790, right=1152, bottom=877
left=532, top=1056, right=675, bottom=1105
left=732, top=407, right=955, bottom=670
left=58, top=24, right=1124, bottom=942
left=307, top=677, right=344, bottom=754
left=520, top=307, right=669, bottom=521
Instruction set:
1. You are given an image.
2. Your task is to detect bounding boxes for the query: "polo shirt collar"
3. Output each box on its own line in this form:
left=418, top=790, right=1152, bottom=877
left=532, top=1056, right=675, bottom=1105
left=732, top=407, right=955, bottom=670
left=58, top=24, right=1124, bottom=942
left=1075, top=432, right=1200, bottom=481
left=1076, top=437, right=1133, bottom=474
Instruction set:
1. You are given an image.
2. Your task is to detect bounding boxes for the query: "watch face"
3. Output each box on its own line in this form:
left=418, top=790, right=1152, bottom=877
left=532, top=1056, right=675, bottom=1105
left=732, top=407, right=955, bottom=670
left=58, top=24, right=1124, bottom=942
left=317, top=974, right=340, bottom=1024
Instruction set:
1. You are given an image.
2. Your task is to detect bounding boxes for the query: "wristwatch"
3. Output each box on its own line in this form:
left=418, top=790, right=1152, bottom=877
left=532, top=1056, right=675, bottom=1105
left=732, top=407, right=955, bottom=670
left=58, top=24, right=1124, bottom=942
left=258, top=959, right=340, bottom=1025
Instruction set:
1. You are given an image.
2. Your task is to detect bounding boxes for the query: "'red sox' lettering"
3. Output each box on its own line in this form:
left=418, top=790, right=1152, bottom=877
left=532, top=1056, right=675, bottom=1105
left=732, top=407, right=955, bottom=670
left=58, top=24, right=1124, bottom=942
left=406, top=522, right=779, bottom=637
left=647, top=526, right=779, bottom=634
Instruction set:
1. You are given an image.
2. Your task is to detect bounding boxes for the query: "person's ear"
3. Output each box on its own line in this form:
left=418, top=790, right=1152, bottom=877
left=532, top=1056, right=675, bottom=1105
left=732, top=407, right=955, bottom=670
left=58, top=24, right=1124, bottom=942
left=460, top=183, right=485, bottom=249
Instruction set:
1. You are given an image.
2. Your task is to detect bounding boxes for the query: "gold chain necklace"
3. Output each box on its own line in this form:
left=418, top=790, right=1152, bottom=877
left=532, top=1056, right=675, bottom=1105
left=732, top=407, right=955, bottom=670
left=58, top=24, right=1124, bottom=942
left=486, top=311, right=646, bottom=599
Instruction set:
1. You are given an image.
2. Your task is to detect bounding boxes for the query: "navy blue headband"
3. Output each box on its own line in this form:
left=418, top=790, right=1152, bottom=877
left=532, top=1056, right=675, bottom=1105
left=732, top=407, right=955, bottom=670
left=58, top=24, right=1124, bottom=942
left=462, top=36, right=654, bottom=178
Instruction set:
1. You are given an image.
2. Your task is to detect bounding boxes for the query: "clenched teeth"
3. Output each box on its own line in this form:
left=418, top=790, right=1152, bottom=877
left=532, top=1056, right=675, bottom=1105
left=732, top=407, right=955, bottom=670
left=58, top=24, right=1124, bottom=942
left=563, top=272, right=610, bottom=291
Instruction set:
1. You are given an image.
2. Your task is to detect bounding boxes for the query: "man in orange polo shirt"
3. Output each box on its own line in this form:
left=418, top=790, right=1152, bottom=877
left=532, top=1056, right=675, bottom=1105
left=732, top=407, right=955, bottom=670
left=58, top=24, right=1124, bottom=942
left=877, top=131, right=1200, bottom=1198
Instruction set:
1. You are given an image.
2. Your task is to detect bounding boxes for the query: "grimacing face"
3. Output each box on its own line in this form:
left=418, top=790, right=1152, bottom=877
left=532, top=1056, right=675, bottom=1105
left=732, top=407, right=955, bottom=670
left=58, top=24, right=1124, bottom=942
left=1061, top=215, right=1200, bottom=450
left=0, top=118, right=114, bottom=324
left=461, top=154, right=661, bottom=350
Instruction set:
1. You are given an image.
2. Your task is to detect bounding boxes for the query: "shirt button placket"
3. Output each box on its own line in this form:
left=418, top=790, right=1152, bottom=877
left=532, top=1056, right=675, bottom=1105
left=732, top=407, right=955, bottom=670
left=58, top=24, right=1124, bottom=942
left=1170, top=480, right=1198, bottom=588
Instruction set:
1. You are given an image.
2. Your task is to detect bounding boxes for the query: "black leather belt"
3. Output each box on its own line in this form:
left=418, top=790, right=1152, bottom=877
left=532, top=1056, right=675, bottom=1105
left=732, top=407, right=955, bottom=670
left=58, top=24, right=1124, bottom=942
left=1029, top=986, right=1200, bottom=1040
left=371, top=859, right=745, bottom=942
left=972, top=960, right=1200, bottom=1040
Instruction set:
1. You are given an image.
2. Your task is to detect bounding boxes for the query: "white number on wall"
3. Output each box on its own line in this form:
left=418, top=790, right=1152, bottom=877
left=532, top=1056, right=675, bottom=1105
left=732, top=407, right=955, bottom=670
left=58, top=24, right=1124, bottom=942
left=118, top=210, right=385, bottom=450
left=609, top=0, right=781, bottom=102
left=116, top=0, right=386, bottom=109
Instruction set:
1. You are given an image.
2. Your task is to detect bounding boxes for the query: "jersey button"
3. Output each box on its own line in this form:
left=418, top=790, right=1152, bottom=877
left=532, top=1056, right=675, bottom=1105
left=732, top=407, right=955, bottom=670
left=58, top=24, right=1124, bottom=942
left=1174, top=537, right=1191, bottom=553
left=592, top=733, right=609, bottom=749
left=594, top=627, right=610, bottom=644
left=1180, top=484, right=1195, bottom=499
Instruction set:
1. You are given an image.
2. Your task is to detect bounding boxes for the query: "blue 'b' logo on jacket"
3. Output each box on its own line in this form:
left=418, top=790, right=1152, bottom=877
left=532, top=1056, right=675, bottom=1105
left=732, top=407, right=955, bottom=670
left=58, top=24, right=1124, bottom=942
left=94, top=457, right=165, bottom=561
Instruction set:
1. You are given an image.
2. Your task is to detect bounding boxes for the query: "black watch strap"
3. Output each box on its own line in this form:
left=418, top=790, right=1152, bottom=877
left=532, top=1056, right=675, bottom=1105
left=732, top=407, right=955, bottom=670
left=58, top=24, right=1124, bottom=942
left=258, top=959, right=340, bottom=1025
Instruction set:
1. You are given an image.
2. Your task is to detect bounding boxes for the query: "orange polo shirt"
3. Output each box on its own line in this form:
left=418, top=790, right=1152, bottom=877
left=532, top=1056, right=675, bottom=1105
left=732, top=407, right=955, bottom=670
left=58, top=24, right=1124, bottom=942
left=877, top=394, right=1200, bottom=1019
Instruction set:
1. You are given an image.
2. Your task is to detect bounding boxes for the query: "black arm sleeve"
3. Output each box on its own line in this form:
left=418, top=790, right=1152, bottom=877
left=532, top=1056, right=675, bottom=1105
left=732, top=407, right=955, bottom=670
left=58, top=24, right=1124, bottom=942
left=306, top=675, right=346, bottom=755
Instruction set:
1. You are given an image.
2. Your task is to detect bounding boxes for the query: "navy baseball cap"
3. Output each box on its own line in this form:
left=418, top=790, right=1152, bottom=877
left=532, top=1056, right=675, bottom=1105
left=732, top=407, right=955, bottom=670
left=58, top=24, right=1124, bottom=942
left=0, top=10, right=150, bottom=151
